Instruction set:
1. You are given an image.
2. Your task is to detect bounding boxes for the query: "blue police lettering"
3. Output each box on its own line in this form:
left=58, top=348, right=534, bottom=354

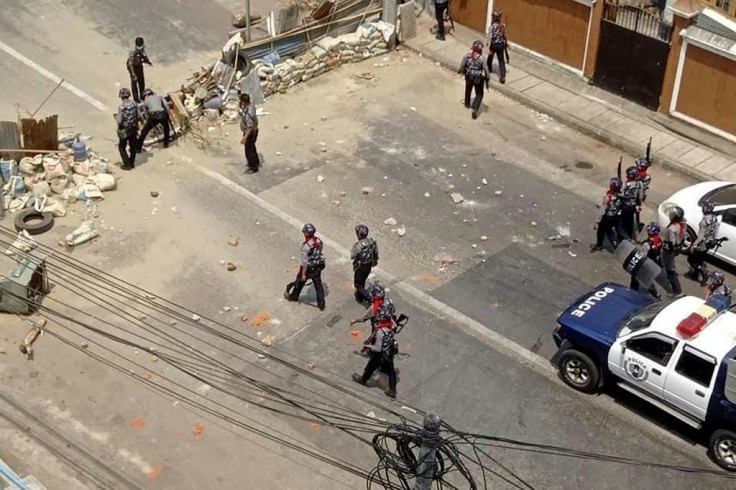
left=570, top=287, right=615, bottom=317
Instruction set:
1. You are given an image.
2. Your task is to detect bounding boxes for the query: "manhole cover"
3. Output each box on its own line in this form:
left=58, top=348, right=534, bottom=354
left=575, top=161, right=594, bottom=169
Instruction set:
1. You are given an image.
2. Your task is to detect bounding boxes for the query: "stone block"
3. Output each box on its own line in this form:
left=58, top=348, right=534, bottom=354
left=399, top=2, right=417, bottom=41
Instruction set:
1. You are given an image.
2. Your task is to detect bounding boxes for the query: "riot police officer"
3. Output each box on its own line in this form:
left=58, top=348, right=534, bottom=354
left=629, top=222, right=662, bottom=299
left=686, top=200, right=719, bottom=283
left=705, top=270, right=732, bottom=300
left=620, top=166, right=642, bottom=240
left=459, top=40, right=490, bottom=120
left=591, top=177, right=622, bottom=252
left=285, top=223, right=326, bottom=310
left=352, top=304, right=398, bottom=399
left=350, top=224, right=379, bottom=306
left=662, top=205, right=686, bottom=296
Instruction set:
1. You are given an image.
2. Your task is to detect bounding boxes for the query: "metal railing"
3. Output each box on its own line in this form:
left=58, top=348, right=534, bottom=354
left=603, top=1, right=673, bottom=42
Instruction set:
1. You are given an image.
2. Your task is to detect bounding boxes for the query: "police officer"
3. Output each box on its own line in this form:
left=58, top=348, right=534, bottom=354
left=459, top=41, right=490, bottom=120
left=350, top=224, right=379, bottom=305
left=636, top=158, right=651, bottom=231
left=434, top=0, right=449, bottom=41
left=487, top=10, right=508, bottom=84
left=137, top=88, right=171, bottom=150
left=662, top=205, right=686, bottom=296
left=115, top=88, right=139, bottom=170
left=127, top=37, right=152, bottom=103
left=686, top=200, right=719, bottom=283
left=239, top=93, right=260, bottom=174
left=285, top=223, right=326, bottom=311
left=352, top=304, right=398, bottom=399
left=350, top=284, right=391, bottom=354
left=705, top=271, right=732, bottom=300
left=630, top=222, right=662, bottom=299
left=590, top=177, right=622, bottom=252
left=620, top=166, right=642, bottom=240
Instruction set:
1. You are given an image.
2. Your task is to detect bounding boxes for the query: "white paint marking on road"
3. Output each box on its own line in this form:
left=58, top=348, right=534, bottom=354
left=0, top=40, right=107, bottom=112
left=196, top=166, right=707, bottom=454
left=197, top=166, right=553, bottom=374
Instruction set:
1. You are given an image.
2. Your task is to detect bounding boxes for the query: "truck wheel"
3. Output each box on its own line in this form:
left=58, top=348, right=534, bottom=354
left=558, top=349, right=600, bottom=393
left=709, top=429, right=736, bottom=471
left=14, top=209, right=54, bottom=235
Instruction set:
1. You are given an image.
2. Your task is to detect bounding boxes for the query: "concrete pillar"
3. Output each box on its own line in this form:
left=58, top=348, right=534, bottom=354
left=412, top=413, right=441, bottom=490
left=659, top=12, right=696, bottom=113
left=583, top=0, right=605, bottom=78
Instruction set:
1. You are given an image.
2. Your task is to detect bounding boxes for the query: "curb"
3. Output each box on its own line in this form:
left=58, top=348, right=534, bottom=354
left=402, top=42, right=713, bottom=183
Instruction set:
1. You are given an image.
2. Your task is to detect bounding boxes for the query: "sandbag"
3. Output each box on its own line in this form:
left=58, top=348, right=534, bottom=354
left=49, top=175, right=69, bottom=194
left=31, top=181, right=51, bottom=197
left=71, top=174, right=87, bottom=186
left=18, top=157, right=39, bottom=175
left=73, top=160, right=91, bottom=176
left=44, top=198, right=67, bottom=217
left=43, top=156, right=65, bottom=180
left=87, top=173, right=116, bottom=191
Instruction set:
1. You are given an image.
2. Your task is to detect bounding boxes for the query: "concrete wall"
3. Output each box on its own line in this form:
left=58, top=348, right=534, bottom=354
left=660, top=13, right=693, bottom=112
left=676, top=44, right=736, bottom=135
left=494, top=0, right=592, bottom=70
left=449, top=0, right=488, bottom=32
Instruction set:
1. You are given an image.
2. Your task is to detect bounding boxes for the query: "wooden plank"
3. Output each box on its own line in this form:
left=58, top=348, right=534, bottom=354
left=20, top=115, right=59, bottom=151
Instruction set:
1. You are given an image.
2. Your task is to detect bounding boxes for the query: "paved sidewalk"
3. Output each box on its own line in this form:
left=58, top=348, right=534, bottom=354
left=403, top=14, right=736, bottom=182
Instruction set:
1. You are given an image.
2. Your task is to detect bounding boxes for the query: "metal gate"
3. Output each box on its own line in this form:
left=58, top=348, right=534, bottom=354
left=594, top=2, right=672, bottom=110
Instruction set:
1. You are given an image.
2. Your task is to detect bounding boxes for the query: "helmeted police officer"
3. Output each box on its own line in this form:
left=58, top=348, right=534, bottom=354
left=127, top=37, right=152, bottom=103
left=591, top=177, right=622, bottom=251
left=350, top=224, right=379, bottom=306
left=620, top=166, right=642, bottom=240
left=705, top=270, right=732, bottom=300
left=434, top=0, right=449, bottom=41
left=285, top=223, right=326, bottom=310
left=459, top=41, right=490, bottom=120
left=662, top=205, right=686, bottom=296
left=352, top=303, right=398, bottom=399
left=137, top=88, right=171, bottom=150
left=115, top=88, right=139, bottom=170
left=686, top=199, right=719, bottom=283
left=629, top=222, right=662, bottom=299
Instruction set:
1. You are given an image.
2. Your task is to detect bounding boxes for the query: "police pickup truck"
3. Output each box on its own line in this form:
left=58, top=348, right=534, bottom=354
left=552, top=283, right=736, bottom=471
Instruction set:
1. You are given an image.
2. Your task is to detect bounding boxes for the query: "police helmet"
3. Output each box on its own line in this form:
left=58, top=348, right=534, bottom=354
left=355, top=224, right=369, bottom=239
left=707, top=270, right=725, bottom=288
left=472, top=40, right=483, bottom=53
left=302, top=223, right=316, bottom=235
left=143, top=88, right=154, bottom=97
left=370, top=284, right=385, bottom=300
left=119, top=87, right=131, bottom=99
left=701, top=200, right=715, bottom=215
left=668, top=205, right=684, bottom=222
left=636, top=158, right=650, bottom=171
left=239, top=92, right=251, bottom=104
left=646, top=222, right=660, bottom=235
left=625, top=166, right=638, bottom=179
left=609, top=177, right=622, bottom=191
left=135, top=37, right=145, bottom=47
left=492, top=10, right=502, bottom=20
left=375, top=304, right=394, bottom=322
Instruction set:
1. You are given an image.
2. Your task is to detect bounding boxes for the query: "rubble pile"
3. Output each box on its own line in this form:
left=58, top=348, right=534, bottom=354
left=254, top=22, right=393, bottom=96
left=1, top=142, right=116, bottom=220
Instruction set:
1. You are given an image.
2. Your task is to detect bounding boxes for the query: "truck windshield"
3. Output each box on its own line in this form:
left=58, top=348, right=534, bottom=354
left=618, top=300, right=673, bottom=336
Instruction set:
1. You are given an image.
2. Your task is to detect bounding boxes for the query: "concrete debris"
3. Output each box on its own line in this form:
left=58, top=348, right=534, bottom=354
left=424, top=192, right=430, bottom=197
left=316, top=175, right=325, bottom=182
left=494, top=190, right=503, bottom=196
left=150, top=191, right=160, bottom=197
left=307, top=362, right=316, bottom=370
left=383, top=217, right=397, bottom=226
left=241, top=314, right=249, bottom=322
left=276, top=151, right=282, bottom=156
left=339, top=191, right=347, bottom=197
left=81, top=341, right=89, bottom=349
left=481, top=178, right=488, bottom=185
left=362, top=187, right=373, bottom=195
left=471, top=244, right=477, bottom=249
left=450, top=193, right=464, bottom=204
left=226, top=262, right=237, bottom=271
left=223, top=306, right=232, bottom=312
left=438, top=254, right=456, bottom=265
left=541, top=136, right=547, bottom=141
left=480, top=235, right=488, bottom=241
left=531, top=221, right=538, bottom=227
left=261, top=335, right=275, bottom=346
left=228, top=237, right=239, bottom=246
left=547, top=234, right=562, bottom=241
left=396, top=226, right=406, bottom=237
left=320, top=116, right=327, bottom=121
left=219, top=259, right=226, bottom=265
left=192, top=314, right=201, bottom=322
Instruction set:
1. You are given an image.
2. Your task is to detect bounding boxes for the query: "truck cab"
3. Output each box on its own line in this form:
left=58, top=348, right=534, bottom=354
left=552, top=283, right=736, bottom=471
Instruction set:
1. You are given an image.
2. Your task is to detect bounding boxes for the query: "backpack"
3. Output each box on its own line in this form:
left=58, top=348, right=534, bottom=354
left=306, top=237, right=326, bottom=270
left=355, top=238, right=376, bottom=267
left=380, top=328, right=397, bottom=360
left=119, top=100, right=138, bottom=129
left=465, top=54, right=485, bottom=82
left=490, top=22, right=506, bottom=48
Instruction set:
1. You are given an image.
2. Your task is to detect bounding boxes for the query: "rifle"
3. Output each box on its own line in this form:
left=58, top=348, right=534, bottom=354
left=616, top=156, right=622, bottom=180
left=645, top=136, right=652, bottom=165
left=504, top=45, right=510, bottom=63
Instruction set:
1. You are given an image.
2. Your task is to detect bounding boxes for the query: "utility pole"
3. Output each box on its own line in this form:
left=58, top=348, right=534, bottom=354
left=413, top=413, right=441, bottom=490
left=245, top=0, right=252, bottom=42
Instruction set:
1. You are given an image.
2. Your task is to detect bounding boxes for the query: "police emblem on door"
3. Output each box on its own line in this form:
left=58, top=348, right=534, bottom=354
left=624, top=358, right=648, bottom=382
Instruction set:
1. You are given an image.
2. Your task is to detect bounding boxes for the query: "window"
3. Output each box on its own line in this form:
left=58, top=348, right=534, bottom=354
left=675, top=346, right=717, bottom=387
left=619, top=300, right=674, bottom=335
left=703, top=185, right=736, bottom=206
left=626, top=334, right=678, bottom=366
left=722, top=209, right=736, bottom=227
left=726, top=359, right=736, bottom=404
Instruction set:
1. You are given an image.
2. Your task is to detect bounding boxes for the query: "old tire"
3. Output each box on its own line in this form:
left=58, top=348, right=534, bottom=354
left=710, top=429, right=736, bottom=472
left=558, top=349, right=600, bottom=393
left=14, top=208, right=54, bottom=235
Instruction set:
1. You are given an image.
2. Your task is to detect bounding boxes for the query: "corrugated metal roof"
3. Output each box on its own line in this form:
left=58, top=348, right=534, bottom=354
left=697, top=9, right=736, bottom=41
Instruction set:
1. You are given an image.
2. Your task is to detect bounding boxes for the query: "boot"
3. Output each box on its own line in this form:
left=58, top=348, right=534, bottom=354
left=352, top=373, right=365, bottom=385
left=385, top=389, right=396, bottom=399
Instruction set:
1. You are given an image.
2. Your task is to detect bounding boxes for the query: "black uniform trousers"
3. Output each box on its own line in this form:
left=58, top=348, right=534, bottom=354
left=619, top=204, right=637, bottom=240
left=464, top=77, right=484, bottom=112
left=488, top=42, right=507, bottom=83
left=435, top=2, right=448, bottom=36
left=287, top=267, right=325, bottom=309
left=361, top=353, right=397, bottom=392
left=353, top=263, right=373, bottom=304
left=661, top=248, right=682, bottom=295
left=118, top=127, right=138, bottom=168
left=130, top=65, right=145, bottom=103
left=687, top=248, right=711, bottom=280
left=595, top=215, right=620, bottom=248
left=629, top=277, right=660, bottom=299
left=138, top=111, right=170, bottom=149
left=244, top=129, right=260, bottom=171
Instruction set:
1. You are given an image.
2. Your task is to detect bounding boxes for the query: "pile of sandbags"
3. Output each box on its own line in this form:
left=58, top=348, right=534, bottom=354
left=253, top=21, right=393, bottom=96
left=1, top=150, right=116, bottom=218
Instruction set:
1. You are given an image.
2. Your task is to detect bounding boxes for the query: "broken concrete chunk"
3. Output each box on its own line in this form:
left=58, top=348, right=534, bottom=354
left=494, top=190, right=503, bottom=196
left=396, top=226, right=406, bottom=237
left=362, top=187, right=373, bottom=195
left=227, top=262, right=237, bottom=271
left=228, top=237, right=239, bottom=246
left=150, top=191, right=160, bottom=197
left=439, top=254, right=456, bottom=265
left=316, top=175, right=325, bottom=182
left=481, top=235, right=488, bottom=241
left=450, top=193, right=464, bottom=204
left=192, top=314, right=201, bottom=322
left=384, top=217, right=397, bottom=226
left=481, top=178, right=488, bottom=185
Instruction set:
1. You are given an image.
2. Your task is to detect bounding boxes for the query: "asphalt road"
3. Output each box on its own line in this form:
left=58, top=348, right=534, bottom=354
left=2, top=2, right=735, bottom=489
